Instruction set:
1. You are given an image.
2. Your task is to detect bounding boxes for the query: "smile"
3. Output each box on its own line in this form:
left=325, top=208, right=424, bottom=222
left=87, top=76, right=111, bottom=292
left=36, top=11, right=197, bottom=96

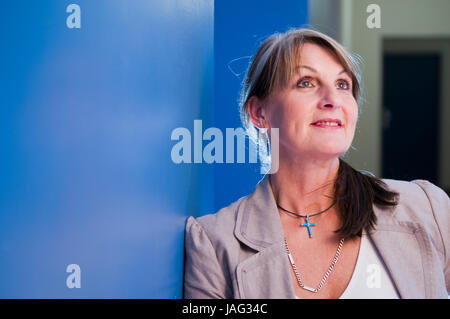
left=310, top=118, right=343, bottom=129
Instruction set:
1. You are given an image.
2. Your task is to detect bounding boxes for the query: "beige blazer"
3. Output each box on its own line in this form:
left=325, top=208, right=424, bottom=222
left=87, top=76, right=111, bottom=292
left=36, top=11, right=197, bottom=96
left=184, top=175, right=450, bottom=299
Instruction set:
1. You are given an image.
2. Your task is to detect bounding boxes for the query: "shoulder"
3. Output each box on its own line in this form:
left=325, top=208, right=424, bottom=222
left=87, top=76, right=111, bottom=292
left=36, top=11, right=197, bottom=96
left=382, top=178, right=447, bottom=196
left=380, top=178, right=449, bottom=221
left=184, top=198, right=248, bottom=299
left=379, top=178, right=449, bottom=254
left=381, top=178, right=449, bottom=214
left=185, top=194, right=248, bottom=248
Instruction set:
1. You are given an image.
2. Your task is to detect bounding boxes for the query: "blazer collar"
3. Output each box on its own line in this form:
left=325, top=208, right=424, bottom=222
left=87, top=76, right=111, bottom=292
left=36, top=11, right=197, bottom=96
left=234, top=174, right=284, bottom=252
left=234, top=174, right=295, bottom=298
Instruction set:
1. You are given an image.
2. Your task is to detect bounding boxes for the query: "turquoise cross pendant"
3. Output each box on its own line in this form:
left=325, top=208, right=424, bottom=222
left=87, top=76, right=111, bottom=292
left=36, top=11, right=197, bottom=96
left=301, top=216, right=315, bottom=238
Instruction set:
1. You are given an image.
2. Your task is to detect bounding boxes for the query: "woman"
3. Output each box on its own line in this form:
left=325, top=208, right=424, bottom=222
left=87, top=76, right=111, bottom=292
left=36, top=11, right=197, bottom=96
left=183, top=28, right=450, bottom=299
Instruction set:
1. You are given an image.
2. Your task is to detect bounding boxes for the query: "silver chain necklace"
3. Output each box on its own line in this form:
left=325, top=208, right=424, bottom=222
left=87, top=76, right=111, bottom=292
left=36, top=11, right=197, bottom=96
left=284, top=237, right=345, bottom=293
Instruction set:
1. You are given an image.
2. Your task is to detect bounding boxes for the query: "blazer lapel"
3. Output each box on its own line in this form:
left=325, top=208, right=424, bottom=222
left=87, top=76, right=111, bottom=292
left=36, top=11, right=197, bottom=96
left=369, top=206, right=432, bottom=299
left=234, top=175, right=296, bottom=298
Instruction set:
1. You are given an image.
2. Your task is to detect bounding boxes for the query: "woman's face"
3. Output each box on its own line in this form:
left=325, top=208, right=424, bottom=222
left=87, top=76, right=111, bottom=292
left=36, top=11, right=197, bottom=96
left=261, top=42, right=358, bottom=162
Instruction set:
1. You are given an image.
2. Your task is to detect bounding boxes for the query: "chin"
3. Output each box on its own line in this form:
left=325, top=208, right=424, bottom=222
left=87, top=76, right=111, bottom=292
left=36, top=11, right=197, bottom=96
left=290, top=150, right=345, bottom=162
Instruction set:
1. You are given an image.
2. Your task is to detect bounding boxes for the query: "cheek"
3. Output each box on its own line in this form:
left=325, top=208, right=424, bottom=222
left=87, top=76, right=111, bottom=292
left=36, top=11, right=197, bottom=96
left=268, top=101, right=305, bottom=128
left=349, top=109, right=358, bottom=129
left=345, top=98, right=359, bottom=126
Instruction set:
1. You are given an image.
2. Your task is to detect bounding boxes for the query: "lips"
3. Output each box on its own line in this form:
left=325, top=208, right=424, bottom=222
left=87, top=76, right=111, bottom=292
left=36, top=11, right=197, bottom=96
left=311, top=118, right=343, bottom=127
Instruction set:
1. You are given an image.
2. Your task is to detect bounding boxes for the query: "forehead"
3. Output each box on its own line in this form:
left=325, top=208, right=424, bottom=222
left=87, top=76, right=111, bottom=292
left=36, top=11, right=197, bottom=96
left=294, top=42, right=347, bottom=74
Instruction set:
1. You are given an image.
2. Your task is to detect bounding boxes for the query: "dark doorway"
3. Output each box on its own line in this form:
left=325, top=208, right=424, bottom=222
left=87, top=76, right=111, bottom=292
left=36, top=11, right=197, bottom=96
left=382, top=54, right=441, bottom=183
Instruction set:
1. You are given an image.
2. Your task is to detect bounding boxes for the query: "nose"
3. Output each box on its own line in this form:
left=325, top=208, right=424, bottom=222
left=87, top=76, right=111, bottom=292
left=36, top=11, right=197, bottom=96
left=318, top=85, right=342, bottom=110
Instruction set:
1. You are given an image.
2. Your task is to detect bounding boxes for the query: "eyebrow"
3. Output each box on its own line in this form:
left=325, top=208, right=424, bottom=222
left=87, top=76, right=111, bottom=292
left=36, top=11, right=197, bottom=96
left=296, top=65, right=349, bottom=76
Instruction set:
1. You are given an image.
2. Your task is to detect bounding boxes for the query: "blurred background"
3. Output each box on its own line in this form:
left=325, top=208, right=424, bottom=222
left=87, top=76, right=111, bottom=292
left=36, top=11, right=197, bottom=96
left=0, top=0, right=448, bottom=298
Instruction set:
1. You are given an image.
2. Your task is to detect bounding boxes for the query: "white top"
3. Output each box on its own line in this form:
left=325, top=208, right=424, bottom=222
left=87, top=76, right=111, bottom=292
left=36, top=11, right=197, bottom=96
left=339, top=233, right=399, bottom=299
left=295, top=233, right=400, bottom=299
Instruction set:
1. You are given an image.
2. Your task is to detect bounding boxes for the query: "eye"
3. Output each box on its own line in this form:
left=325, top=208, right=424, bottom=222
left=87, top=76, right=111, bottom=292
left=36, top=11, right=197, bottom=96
left=296, top=77, right=315, bottom=88
left=336, top=79, right=351, bottom=90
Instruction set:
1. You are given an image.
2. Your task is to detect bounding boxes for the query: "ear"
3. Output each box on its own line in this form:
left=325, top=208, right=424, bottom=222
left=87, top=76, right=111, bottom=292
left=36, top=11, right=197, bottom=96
left=247, top=96, right=267, bottom=128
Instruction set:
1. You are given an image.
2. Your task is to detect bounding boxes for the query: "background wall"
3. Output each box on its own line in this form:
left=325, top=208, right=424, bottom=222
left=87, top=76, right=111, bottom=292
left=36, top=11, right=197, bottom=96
left=0, top=0, right=213, bottom=298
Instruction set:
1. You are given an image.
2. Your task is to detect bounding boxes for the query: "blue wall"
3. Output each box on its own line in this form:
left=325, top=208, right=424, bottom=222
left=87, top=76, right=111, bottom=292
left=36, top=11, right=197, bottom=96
left=0, top=0, right=213, bottom=298
left=0, top=0, right=307, bottom=298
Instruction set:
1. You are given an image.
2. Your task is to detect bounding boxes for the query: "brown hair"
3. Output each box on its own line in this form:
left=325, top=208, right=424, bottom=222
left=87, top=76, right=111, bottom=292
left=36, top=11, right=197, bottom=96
left=240, top=28, right=398, bottom=238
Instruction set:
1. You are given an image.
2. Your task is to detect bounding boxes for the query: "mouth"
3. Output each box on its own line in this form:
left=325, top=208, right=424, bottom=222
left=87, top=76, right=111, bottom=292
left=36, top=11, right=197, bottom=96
left=310, top=118, right=343, bottom=129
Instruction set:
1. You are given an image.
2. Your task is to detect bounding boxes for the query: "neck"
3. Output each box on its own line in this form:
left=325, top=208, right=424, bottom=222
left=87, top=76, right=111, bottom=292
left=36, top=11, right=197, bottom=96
left=269, top=155, right=340, bottom=217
